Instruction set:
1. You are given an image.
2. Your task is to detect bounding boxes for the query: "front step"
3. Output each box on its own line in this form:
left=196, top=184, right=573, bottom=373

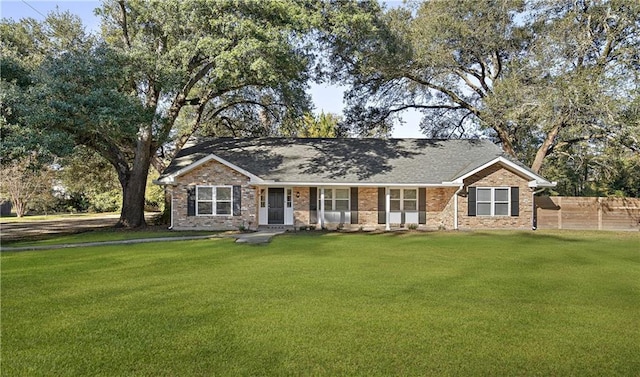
left=258, top=225, right=294, bottom=231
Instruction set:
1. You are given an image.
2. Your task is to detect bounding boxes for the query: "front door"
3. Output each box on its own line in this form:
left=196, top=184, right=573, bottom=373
left=268, top=188, right=285, bottom=224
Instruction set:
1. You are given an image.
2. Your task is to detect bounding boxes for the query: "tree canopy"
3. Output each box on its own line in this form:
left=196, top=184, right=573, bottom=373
left=323, top=0, right=639, bottom=185
left=2, top=0, right=638, bottom=223
left=2, top=0, right=330, bottom=226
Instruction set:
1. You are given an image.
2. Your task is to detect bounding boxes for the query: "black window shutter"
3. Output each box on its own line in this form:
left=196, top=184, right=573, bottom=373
left=187, top=186, right=196, bottom=216
left=350, top=187, right=359, bottom=224
left=309, top=187, right=317, bottom=224
left=233, top=185, right=241, bottom=216
left=468, top=187, right=476, bottom=217
left=418, top=187, right=426, bottom=224
left=377, top=187, right=386, bottom=224
left=510, top=187, right=519, bottom=216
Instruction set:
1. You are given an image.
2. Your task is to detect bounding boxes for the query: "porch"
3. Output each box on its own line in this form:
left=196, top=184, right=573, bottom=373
left=255, top=186, right=458, bottom=230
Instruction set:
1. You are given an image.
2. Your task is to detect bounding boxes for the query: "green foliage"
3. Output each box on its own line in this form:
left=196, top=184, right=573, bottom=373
left=2, top=232, right=639, bottom=375
left=56, top=147, right=122, bottom=213
left=0, top=13, right=91, bottom=164
left=145, top=171, right=165, bottom=212
left=3, top=2, right=326, bottom=227
left=98, top=0, right=316, bottom=143
left=285, top=111, right=343, bottom=137
left=323, top=0, right=640, bottom=196
left=88, top=190, right=121, bottom=213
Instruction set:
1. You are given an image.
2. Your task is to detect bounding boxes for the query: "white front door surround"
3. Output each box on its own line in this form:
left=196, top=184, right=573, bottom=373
left=258, top=187, right=293, bottom=226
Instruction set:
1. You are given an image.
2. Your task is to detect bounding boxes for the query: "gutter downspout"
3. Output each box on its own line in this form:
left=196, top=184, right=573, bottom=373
left=169, top=189, right=174, bottom=230
left=531, top=187, right=546, bottom=230
left=453, top=184, right=464, bottom=230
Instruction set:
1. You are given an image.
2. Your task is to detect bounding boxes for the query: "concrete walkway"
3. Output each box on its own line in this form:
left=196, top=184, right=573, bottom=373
left=1, top=230, right=287, bottom=252
left=234, top=229, right=287, bottom=244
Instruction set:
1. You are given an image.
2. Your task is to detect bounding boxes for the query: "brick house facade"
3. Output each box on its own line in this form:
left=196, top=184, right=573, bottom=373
left=157, top=138, right=555, bottom=231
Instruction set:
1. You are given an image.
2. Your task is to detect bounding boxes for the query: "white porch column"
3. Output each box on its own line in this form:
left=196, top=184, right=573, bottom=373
left=319, top=187, right=325, bottom=229
left=385, top=187, right=391, bottom=231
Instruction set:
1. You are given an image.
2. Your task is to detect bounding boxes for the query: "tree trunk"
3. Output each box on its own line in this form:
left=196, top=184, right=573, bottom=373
left=531, top=122, right=562, bottom=174
left=493, top=123, right=517, bottom=158
left=118, top=167, right=149, bottom=228
left=117, top=126, right=154, bottom=228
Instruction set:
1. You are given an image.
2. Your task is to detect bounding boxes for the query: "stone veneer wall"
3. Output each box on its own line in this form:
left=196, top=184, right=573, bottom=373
left=170, top=160, right=257, bottom=231
left=457, top=164, right=533, bottom=230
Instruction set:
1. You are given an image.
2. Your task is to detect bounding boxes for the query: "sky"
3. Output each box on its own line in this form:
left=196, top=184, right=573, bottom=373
left=1, top=0, right=423, bottom=137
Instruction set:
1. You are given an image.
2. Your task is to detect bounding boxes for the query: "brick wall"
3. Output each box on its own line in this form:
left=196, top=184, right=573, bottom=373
left=426, top=187, right=457, bottom=230
left=167, top=162, right=534, bottom=231
left=293, top=186, right=310, bottom=228
left=458, top=164, right=533, bottom=230
left=357, top=187, right=379, bottom=226
left=170, top=160, right=257, bottom=231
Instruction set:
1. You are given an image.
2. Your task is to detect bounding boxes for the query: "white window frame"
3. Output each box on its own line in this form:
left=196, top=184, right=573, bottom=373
left=476, top=187, right=510, bottom=217
left=389, top=188, right=418, bottom=211
left=196, top=185, right=233, bottom=216
left=259, top=188, right=266, bottom=208
left=319, top=188, right=350, bottom=211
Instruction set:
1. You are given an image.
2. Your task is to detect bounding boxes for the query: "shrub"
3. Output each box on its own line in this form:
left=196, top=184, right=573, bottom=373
left=89, top=190, right=121, bottom=213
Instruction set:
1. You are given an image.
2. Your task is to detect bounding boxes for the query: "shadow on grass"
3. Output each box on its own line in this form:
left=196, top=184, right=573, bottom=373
left=469, top=231, right=584, bottom=243
left=269, top=229, right=590, bottom=246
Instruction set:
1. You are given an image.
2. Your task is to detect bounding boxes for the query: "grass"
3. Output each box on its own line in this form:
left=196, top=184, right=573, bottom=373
left=2, top=228, right=221, bottom=247
left=0, top=212, right=120, bottom=223
left=2, top=231, right=639, bottom=376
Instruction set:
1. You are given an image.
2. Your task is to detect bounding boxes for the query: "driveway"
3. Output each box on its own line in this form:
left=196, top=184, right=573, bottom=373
left=1, top=214, right=122, bottom=242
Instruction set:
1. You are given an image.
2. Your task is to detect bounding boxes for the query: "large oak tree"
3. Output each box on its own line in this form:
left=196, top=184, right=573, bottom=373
left=3, top=0, right=321, bottom=227
left=323, top=0, right=639, bottom=176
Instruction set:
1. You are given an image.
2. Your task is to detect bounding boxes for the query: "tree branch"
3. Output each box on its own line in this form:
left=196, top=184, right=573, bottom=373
left=453, top=68, right=486, bottom=98
left=388, top=104, right=465, bottom=114
left=404, top=74, right=481, bottom=116
left=117, top=0, right=131, bottom=49
left=490, top=50, right=502, bottom=80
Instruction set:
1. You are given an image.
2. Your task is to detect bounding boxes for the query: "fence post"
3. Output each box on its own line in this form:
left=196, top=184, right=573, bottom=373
left=598, top=197, right=603, bottom=230
left=557, top=197, right=562, bottom=230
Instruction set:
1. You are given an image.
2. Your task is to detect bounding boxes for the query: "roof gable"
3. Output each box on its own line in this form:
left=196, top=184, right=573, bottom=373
left=447, top=156, right=554, bottom=187
left=157, top=154, right=264, bottom=184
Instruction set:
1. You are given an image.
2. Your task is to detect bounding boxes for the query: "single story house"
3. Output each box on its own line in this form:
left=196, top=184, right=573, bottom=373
left=155, top=138, right=555, bottom=231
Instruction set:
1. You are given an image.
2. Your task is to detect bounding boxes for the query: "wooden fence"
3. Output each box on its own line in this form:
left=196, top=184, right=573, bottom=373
left=535, top=196, right=640, bottom=231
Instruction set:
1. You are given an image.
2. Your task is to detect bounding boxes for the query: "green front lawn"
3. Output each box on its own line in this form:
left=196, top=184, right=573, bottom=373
left=2, top=229, right=221, bottom=247
left=0, top=212, right=120, bottom=223
left=2, top=231, right=639, bottom=376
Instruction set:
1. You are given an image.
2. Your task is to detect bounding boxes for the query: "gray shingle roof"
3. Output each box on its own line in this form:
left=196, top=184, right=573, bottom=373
left=158, top=138, right=523, bottom=185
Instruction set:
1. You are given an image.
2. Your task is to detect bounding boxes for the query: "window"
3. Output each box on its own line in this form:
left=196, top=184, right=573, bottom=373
left=335, top=188, right=349, bottom=210
left=403, top=189, right=417, bottom=211
left=259, top=189, right=266, bottom=208
left=286, top=188, right=292, bottom=208
left=477, top=187, right=510, bottom=216
left=319, top=188, right=350, bottom=211
left=390, top=188, right=417, bottom=211
left=196, top=186, right=232, bottom=216
left=390, top=189, right=401, bottom=210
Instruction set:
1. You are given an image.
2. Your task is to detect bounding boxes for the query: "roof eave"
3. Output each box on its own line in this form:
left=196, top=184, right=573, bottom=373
left=158, top=154, right=264, bottom=184
left=251, top=182, right=462, bottom=187
left=528, top=180, right=557, bottom=188
left=450, top=156, right=551, bottom=184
